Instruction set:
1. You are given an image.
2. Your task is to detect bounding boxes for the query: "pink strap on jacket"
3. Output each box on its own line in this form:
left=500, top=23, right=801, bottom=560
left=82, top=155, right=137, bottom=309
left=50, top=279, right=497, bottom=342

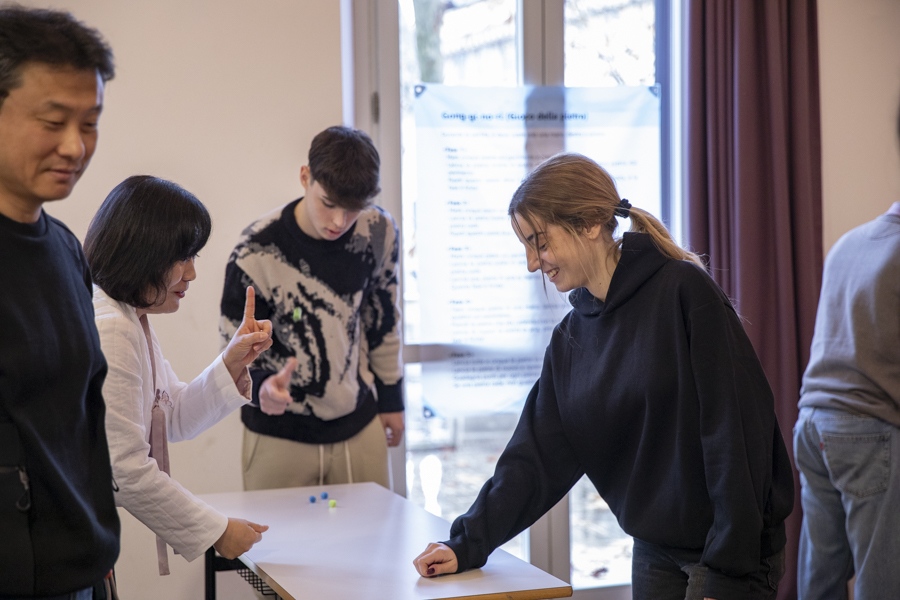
left=140, top=315, right=173, bottom=576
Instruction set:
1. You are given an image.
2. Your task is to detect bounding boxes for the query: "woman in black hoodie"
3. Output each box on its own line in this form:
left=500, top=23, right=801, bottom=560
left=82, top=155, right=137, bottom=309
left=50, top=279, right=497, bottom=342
left=413, top=153, right=793, bottom=600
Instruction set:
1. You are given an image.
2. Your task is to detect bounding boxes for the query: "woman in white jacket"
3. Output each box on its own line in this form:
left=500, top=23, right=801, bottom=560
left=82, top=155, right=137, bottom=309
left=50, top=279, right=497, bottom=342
left=84, top=175, right=275, bottom=575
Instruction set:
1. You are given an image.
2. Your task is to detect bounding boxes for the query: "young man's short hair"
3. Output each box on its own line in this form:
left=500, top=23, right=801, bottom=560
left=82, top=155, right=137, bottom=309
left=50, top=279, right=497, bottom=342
left=308, top=126, right=381, bottom=211
left=0, top=5, right=115, bottom=106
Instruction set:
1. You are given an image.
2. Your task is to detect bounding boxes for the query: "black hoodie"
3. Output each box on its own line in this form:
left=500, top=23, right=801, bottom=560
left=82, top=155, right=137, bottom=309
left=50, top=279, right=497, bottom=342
left=444, top=232, right=793, bottom=600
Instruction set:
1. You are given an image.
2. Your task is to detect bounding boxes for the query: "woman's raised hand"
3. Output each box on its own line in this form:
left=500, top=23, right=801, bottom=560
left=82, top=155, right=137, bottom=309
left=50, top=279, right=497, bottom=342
left=413, top=543, right=458, bottom=577
left=223, top=286, right=273, bottom=383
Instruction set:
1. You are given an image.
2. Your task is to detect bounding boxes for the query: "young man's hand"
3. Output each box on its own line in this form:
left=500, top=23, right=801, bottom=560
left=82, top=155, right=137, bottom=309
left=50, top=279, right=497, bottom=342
left=259, top=358, right=297, bottom=415
left=379, top=411, right=405, bottom=447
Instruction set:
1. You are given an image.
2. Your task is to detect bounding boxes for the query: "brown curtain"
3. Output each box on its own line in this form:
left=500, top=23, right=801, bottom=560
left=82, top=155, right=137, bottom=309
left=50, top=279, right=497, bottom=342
left=685, top=1, right=823, bottom=598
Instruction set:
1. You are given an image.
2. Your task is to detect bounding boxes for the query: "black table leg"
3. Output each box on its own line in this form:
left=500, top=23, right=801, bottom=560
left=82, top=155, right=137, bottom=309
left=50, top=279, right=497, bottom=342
left=206, top=547, right=249, bottom=599
left=205, top=547, right=216, bottom=600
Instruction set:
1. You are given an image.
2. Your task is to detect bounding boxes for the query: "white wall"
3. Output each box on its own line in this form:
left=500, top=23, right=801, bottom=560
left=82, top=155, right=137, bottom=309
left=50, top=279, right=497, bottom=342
left=819, top=0, right=900, bottom=252
left=29, top=1, right=345, bottom=598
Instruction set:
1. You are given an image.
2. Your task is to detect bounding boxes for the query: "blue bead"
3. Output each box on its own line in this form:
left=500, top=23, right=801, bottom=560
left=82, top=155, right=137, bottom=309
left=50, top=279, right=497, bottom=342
left=321, top=492, right=328, bottom=499
left=309, top=496, right=316, bottom=503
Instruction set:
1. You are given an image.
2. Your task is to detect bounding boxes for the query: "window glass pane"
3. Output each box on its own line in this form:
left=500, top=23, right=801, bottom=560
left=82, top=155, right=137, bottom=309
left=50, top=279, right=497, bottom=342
left=401, top=0, right=518, bottom=87
left=399, top=0, right=526, bottom=562
left=400, top=0, right=520, bottom=348
left=564, top=0, right=657, bottom=590
left=440, top=0, right=518, bottom=86
left=405, top=360, right=521, bottom=541
left=564, top=0, right=656, bottom=87
left=570, top=475, right=633, bottom=588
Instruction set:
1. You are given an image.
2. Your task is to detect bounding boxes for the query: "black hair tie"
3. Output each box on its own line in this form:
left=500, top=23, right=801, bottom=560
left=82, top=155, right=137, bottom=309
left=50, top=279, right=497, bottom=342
left=614, top=198, right=632, bottom=218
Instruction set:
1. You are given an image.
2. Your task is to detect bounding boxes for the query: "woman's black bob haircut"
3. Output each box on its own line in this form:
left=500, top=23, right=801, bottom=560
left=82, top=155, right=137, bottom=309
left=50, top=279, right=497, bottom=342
left=84, top=175, right=211, bottom=309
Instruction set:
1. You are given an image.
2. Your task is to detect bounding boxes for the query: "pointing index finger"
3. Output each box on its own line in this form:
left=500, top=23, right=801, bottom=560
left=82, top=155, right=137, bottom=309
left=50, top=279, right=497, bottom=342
left=244, top=286, right=256, bottom=323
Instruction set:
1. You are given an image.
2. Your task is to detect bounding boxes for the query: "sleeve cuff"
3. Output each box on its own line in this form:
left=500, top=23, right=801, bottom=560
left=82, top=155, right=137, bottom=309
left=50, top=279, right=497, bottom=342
left=250, top=368, right=276, bottom=408
left=442, top=535, right=470, bottom=573
left=176, top=509, right=229, bottom=563
left=206, top=354, right=252, bottom=413
left=235, top=366, right=252, bottom=400
left=374, top=376, right=404, bottom=413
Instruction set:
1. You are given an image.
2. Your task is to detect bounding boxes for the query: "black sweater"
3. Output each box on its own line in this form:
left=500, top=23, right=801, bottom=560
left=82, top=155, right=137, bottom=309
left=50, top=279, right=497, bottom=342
left=0, top=211, right=119, bottom=596
left=445, top=233, right=793, bottom=600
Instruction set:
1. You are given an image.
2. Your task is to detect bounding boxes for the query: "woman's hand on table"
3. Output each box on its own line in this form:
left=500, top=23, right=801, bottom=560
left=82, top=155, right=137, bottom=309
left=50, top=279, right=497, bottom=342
left=224, top=286, right=273, bottom=382
left=214, top=517, right=268, bottom=559
left=413, top=542, right=458, bottom=577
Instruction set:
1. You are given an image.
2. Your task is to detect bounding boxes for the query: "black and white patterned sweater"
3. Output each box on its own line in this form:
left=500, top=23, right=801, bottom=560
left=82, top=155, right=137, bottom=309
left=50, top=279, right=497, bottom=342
left=220, top=199, right=403, bottom=444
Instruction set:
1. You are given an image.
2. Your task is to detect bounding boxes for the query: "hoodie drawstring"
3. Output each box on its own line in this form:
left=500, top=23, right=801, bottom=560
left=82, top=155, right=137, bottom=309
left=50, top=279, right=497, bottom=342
left=344, top=440, right=354, bottom=484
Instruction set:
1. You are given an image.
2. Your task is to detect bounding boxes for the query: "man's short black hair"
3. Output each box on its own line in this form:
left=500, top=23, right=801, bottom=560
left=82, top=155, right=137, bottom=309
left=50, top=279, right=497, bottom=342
left=308, top=126, right=381, bottom=211
left=0, top=4, right=114, bottom=105
left=84, top=176, right=211, bottom=309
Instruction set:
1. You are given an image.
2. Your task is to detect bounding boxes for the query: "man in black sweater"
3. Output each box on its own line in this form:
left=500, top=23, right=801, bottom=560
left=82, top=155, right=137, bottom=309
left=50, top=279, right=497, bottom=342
left=0, top=7, right=120, bottom=599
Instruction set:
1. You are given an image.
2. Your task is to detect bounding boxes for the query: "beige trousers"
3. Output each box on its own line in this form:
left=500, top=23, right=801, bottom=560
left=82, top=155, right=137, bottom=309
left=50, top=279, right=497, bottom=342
left=241, top=415, right=390, bottom=491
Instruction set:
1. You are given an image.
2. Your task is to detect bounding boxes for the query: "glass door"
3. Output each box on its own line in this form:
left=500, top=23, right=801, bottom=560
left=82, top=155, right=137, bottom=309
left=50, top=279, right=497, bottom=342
left=561, top=2, right=659, bottom=591
left=357, top=1, right=677, bottom=597
left=398, top=0, right=531, bottom=562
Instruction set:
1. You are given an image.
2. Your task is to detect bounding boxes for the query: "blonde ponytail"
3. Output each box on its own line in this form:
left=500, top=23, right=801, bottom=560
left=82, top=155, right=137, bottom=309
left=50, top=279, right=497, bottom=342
left=624, top=206, right=705, bottom=269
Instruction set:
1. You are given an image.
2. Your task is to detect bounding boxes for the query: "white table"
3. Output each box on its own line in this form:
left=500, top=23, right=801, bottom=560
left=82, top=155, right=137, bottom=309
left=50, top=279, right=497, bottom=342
left=200, top=482, right=572, bottom=600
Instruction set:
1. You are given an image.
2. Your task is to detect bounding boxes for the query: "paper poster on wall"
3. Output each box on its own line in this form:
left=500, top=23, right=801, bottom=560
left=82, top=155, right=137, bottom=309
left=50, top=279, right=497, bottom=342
left=410, top=84, right=659, bottom=417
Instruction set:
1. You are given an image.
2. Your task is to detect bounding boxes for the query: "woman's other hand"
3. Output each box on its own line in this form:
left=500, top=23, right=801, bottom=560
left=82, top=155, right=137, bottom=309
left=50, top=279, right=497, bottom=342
left=413, top=542, right=458, bottom=577
left=213, top=517, right=268, bottom=559
left=223, top=286, right=273, bottom=382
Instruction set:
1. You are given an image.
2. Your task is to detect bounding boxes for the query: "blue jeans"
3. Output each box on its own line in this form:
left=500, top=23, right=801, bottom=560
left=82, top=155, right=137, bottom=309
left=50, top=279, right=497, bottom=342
left=794, top=406, right=900, bottom=600
left=631, top=538, right=784, bottom=600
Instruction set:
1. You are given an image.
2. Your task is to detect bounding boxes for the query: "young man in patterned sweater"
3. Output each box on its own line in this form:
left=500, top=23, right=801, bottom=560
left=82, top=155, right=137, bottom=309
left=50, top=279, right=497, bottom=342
left=220, top=126, right=403, bottom=490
